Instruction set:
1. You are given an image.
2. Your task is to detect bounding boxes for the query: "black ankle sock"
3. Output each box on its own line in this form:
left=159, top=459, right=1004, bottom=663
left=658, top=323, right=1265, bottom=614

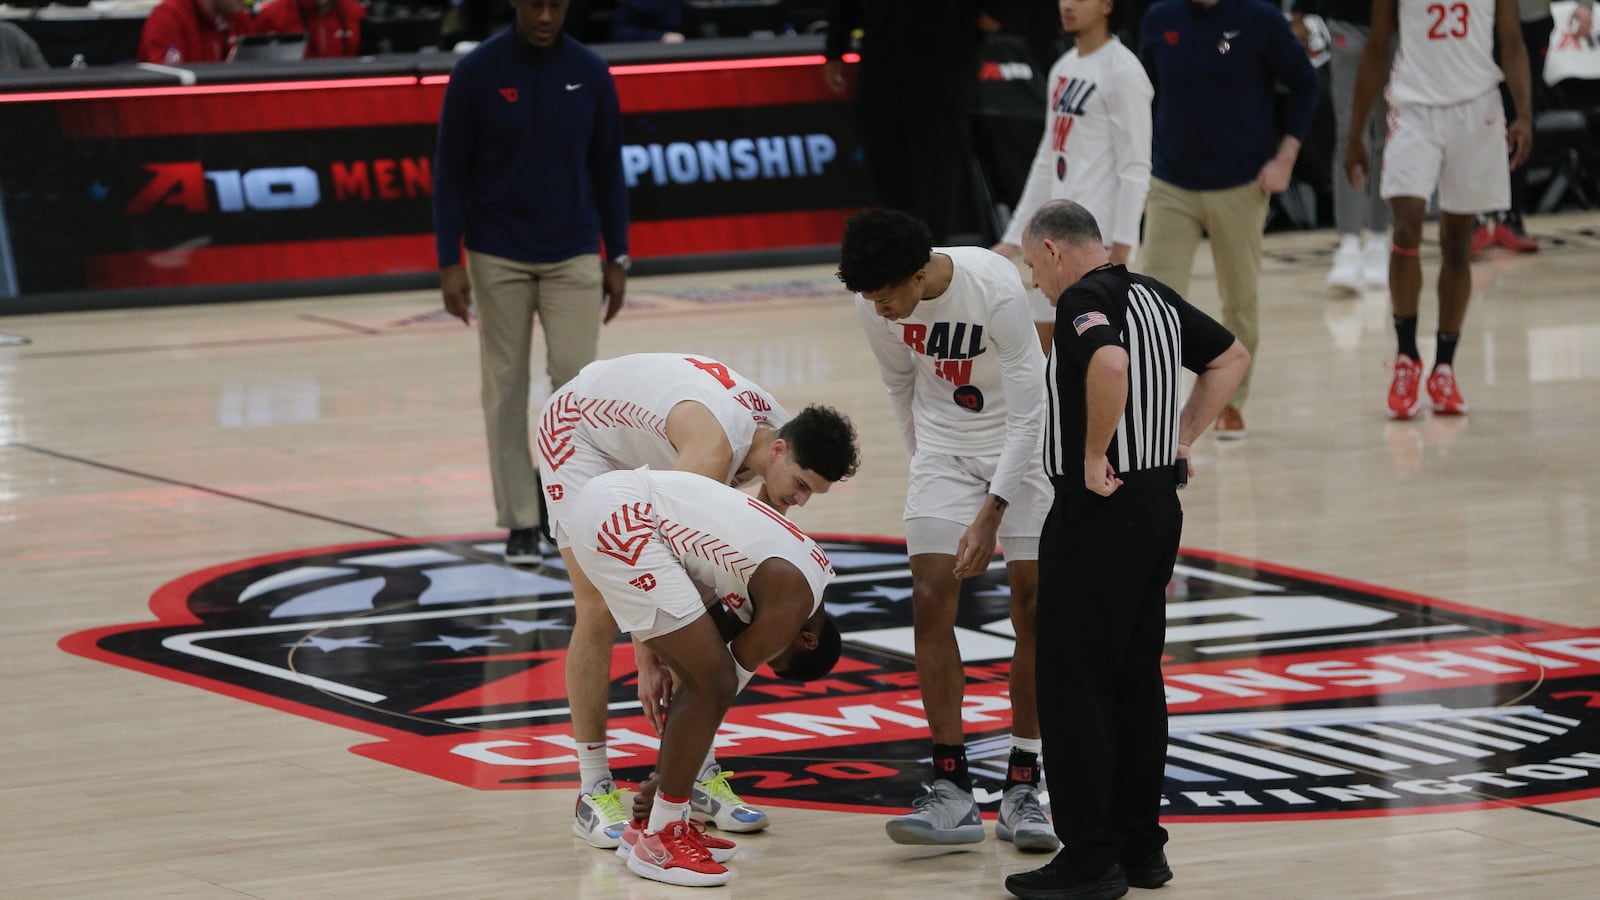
left=1004, top=748, right=1040, bottom=790
left=1394, top=315, right=1420, bottom=362
left=932, top=743, right=972, bottom=792
left=1435, top=332, right=1460, bottom=368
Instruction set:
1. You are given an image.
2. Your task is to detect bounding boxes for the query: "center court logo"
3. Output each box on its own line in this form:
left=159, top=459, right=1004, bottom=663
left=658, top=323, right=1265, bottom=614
left=60, top=536, right=1600, bottom=819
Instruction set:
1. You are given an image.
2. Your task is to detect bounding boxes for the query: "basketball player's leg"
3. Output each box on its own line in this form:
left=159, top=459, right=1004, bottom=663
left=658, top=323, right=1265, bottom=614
left=1379, top=103, right=1444, bottom=419
left=626, top=610, right=739, bottom=886
left=994, top=556, right=1059, bottom=853
left=1427, top=90, right=1511, bottom=415
left=561, top=544, right=634, bottom=848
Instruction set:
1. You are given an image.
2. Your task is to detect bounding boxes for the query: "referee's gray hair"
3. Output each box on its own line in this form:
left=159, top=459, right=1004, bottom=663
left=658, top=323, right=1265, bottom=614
left=1025, top=199, right=1102, bottom=247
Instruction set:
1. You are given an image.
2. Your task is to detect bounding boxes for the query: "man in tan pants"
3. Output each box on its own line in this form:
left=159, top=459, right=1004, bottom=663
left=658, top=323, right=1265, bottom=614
left=431, top=0, right=630, bottom=563
left=1138, top=0, right=1320, bottom=440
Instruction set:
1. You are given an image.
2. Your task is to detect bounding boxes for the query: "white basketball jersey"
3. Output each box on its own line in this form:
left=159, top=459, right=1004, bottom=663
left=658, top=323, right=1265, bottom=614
left=640, top=468, right=832, bottom=625
left=1388, top=0, right=1502, bottom=107
left=543, top=353, right=789, bottom=487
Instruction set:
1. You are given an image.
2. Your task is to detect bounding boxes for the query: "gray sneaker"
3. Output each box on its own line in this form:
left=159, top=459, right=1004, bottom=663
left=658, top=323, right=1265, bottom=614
left=885, top=779, right=985, bottom=845
left=996, top=783, right=1059, bottom=852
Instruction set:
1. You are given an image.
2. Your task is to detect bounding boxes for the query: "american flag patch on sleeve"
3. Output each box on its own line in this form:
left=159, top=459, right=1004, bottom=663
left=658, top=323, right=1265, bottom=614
left=1072, top=311, right=1110, bottom=335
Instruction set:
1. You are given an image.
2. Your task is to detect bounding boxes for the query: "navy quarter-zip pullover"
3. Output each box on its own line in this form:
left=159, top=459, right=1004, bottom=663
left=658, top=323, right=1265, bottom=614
left=433, top=29, right=629, bottom=268
left=1139, top=0, right=1319, bottom=191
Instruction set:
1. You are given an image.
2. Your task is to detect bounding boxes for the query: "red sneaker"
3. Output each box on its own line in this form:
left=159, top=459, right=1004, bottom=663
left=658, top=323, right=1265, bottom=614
left=1387, top=355, right=1424, bottom=419
left=1469, top=224, right=1494, bottom=256
left=626, top=819, right=732, bottom=887
left=617, top=817, right=737, bottom=863
left=1426, top=364, right=1469, bottom=415
left=1494, top=224, right=1539, bottom=253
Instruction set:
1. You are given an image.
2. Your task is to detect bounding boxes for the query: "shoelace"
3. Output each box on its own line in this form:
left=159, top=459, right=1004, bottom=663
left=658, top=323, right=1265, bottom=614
left=1394, top=361, right=1420, bottom=395
left=910, top=782, right=957, bottom=811
left=700, top=771, right=746, bottom=807
left=1008, top=788, right=1048, bottom=823
left=592, top=787, right=630, bottom=825
left=661, top=821, right=717, bottom=863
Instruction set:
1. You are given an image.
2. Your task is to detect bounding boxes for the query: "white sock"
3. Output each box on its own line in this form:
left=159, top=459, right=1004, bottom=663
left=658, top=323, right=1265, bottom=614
left=1338, top=233, right=1361, bottom=252
left=1010, top=735, right=1043, bottom=755
left=646, top=792, right=691, bottom=834
left=697, top=745, right=720, bottom=782
left=577, top=740, right=612, bottom=796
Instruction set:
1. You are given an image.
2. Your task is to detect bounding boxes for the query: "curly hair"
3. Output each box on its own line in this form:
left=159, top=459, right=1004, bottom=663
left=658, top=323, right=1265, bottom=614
left=777, top=404, right=860, bottom=482
left=836, top=208, right=933, bottom=293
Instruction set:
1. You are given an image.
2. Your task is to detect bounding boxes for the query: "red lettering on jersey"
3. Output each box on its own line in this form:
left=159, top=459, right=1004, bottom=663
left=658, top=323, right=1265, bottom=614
left=901, top=323, right=927, bottom=354
left=734, top=389, right=772, bottom=413
left=722, top=591, right=747, bottom=610
left=629, top=573, right=657, bottom=592
left=934, top=359, right=973, bottom=387
left=1427, top=2, right=1469, bottom=39
left=685, top=357, right=737, bottom=389
left=545, top=483, right=564, bottom=501
left=810, top=545, right=834, bottom=576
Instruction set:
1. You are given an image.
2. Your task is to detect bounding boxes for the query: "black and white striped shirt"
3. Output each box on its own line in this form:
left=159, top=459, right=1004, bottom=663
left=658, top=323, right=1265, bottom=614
left=1045, top=265, right=1234, bottom=479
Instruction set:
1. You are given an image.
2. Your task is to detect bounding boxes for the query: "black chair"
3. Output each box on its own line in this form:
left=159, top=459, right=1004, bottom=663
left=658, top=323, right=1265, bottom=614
left=1538, top=77, right=1600, bottom=211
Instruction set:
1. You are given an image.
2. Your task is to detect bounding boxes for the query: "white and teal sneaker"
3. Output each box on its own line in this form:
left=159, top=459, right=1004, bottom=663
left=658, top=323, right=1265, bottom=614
left=572, top=779, right=631, bottom=849
left=691, top=768, right=770, bottom=833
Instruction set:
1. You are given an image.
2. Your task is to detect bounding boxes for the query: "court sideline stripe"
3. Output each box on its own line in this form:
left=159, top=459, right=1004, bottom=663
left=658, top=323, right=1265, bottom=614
left=8, top=440, right=410, bottom=539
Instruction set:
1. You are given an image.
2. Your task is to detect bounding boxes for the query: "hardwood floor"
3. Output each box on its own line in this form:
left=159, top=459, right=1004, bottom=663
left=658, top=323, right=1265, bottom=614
left=3, top=212, right=1598, bottom=898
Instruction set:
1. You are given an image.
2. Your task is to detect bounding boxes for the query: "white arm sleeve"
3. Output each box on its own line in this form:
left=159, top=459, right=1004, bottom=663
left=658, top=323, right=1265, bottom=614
left=988, top=283, right=1047, bottom=503
left=854, top=296, right=919, bottom=459
left=1109, top=58, right=1155, bottom=250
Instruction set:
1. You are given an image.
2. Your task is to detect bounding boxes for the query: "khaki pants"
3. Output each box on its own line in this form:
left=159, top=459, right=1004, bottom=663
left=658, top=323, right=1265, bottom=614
left=467, top=250, right=603, bottom=530
left=1139, top=178, right=1269, bottom=408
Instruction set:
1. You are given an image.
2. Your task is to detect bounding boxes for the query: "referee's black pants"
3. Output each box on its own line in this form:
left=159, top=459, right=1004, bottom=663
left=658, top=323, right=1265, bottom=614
left=1037, top=469, right=1181, bottom=881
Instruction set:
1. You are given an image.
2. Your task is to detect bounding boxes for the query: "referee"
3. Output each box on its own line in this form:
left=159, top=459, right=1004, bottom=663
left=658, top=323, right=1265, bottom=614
left=1007, top=200, right=1249, bottom=900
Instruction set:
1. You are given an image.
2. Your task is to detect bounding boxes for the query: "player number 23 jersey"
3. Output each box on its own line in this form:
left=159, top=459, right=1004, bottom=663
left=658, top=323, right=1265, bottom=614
left=1389, top=0, right=1502, bottom=108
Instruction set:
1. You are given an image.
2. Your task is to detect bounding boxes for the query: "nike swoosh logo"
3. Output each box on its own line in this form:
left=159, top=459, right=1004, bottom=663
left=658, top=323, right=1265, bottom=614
left=566, top=83, right=582, bottom=91
left=584, top=743, right=606, bottom=751
left=647, top=847, right=670, bottom=864
left=1223, top=30, right=1241, bottom=39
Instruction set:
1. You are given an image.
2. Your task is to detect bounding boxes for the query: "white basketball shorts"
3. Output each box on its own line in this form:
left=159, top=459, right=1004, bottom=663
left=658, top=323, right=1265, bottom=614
left=565, top=469, right=706, bottom=641
left=1381, top=89, right=1511, bottom=215
left=903, top=450, right=1051, bottom=560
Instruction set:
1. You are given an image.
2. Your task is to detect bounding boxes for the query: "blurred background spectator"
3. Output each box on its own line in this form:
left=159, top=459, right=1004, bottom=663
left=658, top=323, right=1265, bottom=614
left=610, top=0, right=683, bottom=42
left=1, top=19, right=48, bottom=69
left=253, top=0, right=367, bottom=57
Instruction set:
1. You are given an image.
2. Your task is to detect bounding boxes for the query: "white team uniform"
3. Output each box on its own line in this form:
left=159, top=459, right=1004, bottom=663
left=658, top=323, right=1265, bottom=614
left=1000, top=37, right=1153, bottom=322
left=537, top=353, right=789, bottom=543
left=854, top=246, right=1051, bottom=559
left=568, top=467, right=833, bottom=641
left=1381, top=0, right=1510, bottom=213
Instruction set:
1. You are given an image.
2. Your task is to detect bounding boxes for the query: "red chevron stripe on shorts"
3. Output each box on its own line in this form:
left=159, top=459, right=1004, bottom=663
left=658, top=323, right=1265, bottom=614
left=595, top=502, right=655, bottom=565
left=537, top=392, right=585, bottom=471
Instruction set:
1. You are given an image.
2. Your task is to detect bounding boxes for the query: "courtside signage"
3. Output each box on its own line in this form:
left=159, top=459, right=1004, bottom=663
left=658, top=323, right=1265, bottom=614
left=61, top=536, right=1600, bottom=819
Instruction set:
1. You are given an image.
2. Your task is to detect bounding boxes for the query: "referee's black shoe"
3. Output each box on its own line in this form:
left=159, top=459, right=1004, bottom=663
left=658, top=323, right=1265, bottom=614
left=1122, top=850, right=1173, bottom=889
left=1005, top=859, right=1127, bottom=899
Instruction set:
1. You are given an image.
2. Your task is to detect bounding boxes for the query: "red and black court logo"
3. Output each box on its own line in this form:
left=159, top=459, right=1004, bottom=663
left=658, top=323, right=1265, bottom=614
left=61, top=536, right=1600, bottom=820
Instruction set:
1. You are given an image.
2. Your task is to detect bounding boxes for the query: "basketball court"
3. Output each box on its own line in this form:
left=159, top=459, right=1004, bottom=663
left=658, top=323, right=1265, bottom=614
left=4, top=213, right=1599, bottom=898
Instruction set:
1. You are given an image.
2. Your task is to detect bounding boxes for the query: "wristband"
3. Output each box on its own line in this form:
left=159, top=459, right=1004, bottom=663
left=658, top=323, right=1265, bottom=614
left=734, top=658, right=757, bottom=692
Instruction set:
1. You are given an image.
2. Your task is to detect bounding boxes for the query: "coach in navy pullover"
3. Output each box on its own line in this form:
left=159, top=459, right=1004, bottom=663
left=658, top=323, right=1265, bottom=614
left=1139, top=0, right=1318, bottom=192
left=432, top=23, right=628, bottom=271
left=431, top=0, right=629, bottom=567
